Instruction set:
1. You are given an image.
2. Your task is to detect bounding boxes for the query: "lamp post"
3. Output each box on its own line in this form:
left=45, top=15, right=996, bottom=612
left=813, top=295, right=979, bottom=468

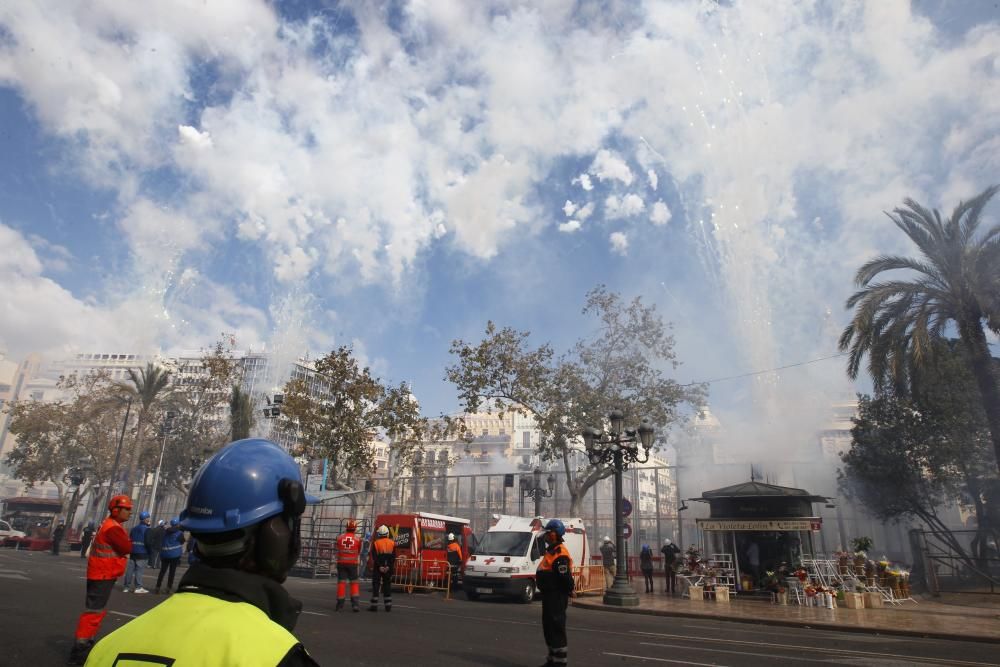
left=63, top=460, right=92, bottom=532
left=148, top=411, right=176, bottom=520
left=102, top=396, right=133, bottom=516
left=582, top=409, right=655, bottom=607
left=519, top=467, right=556, bottom=518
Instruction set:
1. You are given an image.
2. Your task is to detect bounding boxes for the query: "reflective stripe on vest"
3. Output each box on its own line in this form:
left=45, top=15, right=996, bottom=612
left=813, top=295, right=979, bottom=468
left=86, top=591, right=298, bottom=666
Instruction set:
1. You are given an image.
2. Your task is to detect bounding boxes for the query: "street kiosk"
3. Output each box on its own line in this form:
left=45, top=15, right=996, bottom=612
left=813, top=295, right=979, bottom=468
left=693, top=481, right=829, bottom=592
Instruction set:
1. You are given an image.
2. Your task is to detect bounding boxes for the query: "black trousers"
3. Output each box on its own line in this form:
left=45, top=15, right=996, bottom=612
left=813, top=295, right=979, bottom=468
left=371, top=568, right=393, bottom=607
left=156, top=558, right=179, bottom=590
left=642, top=569, right=654, bottom=592
left=541, top=589, right=568, bottom=649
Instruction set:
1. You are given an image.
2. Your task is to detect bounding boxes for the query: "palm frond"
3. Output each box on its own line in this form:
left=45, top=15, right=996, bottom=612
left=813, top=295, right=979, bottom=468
left=854, top=254, right=942, bottom=288
left=952, top=184, right=1000, bottom=244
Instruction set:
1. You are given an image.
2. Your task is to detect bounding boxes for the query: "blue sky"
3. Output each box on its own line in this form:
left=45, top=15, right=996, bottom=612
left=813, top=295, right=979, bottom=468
left=1, top=1, right=998, bottom=448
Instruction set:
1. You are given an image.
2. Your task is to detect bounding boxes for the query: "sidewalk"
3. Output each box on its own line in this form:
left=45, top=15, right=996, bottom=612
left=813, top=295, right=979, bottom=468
left=572, top=588, right=1000, bottom=644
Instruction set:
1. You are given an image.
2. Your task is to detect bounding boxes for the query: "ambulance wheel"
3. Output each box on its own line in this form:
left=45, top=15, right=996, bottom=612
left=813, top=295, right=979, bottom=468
left=465, top=589, right=480, bottom=600
left=517, top=580, right=535, bottom=604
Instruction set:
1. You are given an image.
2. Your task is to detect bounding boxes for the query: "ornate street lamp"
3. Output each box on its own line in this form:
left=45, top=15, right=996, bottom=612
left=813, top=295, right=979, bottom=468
left=582, top=409, right=655, bottom=607
left=63, top=459, right=93, bottom=532
left=520, top=467, right=555, bottom=517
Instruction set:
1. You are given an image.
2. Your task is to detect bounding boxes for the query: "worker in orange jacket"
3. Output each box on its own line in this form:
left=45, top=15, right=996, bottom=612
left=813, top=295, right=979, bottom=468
left=335, top=520, right=362, bottom=612
left=368, top=525, right=396, bottom=612
left=446, top=532, right=463, bottom=593
left=68, top=494, right=133, bottom=665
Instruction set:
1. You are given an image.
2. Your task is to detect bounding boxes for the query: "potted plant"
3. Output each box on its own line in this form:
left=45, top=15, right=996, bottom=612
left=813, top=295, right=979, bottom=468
left=850, top=536, right=872, bottom=571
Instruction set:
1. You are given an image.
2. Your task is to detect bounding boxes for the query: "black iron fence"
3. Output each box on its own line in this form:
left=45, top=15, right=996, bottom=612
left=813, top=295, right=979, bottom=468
left=911, top=528, right=1000, bottom=595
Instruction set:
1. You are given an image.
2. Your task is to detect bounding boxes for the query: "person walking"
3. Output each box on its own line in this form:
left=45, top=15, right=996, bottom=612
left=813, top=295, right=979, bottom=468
left=599, top=536, right=615, bottom=590
left=639, top=544, right=655, bottom=593
left=660, top=538, right=680, bottom=595
left=335, top=519, right=362, bottom=612
left=67, top=495, right=133, bottom=665
left=123, top=511, right=152, bottom=594
left=146, top=519, right=165, bottom=569
left=446, top=532, right=463, bottom=593
left=536, top=519, right=574, bottom=667
left=154, top=518, right=184, bottom=594
left=83, top=437, right=320, bottom=666
left=51, top=519, right=66, bottom=556
left=368, top=524, right=396, bottom=612
left=79, top=520, right=96, bottom=559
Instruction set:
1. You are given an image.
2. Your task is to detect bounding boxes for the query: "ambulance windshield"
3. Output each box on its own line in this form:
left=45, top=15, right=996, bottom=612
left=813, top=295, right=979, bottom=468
left=476, top=531, right=532, bottom=557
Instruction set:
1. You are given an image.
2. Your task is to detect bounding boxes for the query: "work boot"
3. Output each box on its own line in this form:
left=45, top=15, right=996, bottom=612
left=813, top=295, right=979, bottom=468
left=335, top=599, right=344, bottom=611
left=384, top=605, right=391, bottom=612
left=368, top=605, right=377, bottom=612
left=153, top=587, right=160, bottom=594
left=67, top=639, right=95, bottom=665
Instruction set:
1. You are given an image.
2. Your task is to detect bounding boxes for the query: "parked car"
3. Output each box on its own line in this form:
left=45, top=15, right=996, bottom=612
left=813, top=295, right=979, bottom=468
left=0, top=519, right=26, bottom=540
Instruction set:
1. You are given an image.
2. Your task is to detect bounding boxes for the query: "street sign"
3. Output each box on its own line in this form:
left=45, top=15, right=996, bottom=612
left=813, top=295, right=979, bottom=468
left=623, top=523, right=632, bottom=539
left=622, top=498, right=633, bottom=518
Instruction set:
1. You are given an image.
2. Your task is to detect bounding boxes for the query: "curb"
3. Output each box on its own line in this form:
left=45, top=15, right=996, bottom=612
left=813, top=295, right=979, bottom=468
left=570, top=599, right=1000, bottom=645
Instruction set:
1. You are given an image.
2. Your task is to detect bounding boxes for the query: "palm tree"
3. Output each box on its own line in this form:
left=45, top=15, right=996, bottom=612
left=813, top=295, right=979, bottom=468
left=839, top=185, right=1000, bottom=474
left=229, top=384, right=254, bottom=441
left=119, top=362, right=172, bottom=488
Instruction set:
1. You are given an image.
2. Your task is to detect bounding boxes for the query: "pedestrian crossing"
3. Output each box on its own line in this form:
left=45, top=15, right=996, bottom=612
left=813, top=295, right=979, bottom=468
left=0, top=568, right=29, bottom=581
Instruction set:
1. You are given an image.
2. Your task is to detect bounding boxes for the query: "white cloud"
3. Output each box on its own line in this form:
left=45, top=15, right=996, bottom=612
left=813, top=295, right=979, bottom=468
left=609, top=231, right=629, bottom=255
left=589, top=149, right=634, bottom=186
left=576, top=202, right=595, bottom=221
left=177, top=124, right=213, bottom=150
left=574, top=174, right=594, bottom=191
left=558, top=220, right=582, bottom=233
left=563, top=200, right=577, bottom=217
left=648, top=169, right=659, bottom=190
left=605, top=193, right=646, bottom=219
left=650, top=200, right=672, bottom=226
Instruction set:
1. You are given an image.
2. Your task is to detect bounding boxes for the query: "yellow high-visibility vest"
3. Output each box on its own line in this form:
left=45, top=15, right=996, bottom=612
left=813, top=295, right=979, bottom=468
left=85, top=591, right=299, bottom=666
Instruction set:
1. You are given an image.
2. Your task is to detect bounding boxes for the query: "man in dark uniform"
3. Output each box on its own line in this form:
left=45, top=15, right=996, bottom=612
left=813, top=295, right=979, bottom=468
left=80, top=520, right=96, bottom=559
left=51, top=519, right=66, bottom=555
left=368, top=524, right=396, bottom=612
left=536, top=519, right=574, bottom=667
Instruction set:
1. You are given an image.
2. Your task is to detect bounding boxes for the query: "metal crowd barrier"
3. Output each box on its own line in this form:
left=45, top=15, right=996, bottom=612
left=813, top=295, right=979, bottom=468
left=391, top=556, right=454, bottom=599
left=573, top=564, right=606, bottom=596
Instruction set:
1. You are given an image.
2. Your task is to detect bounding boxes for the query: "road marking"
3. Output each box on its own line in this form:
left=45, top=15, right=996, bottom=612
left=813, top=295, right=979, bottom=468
left=605, top=652, right=725, bottom=666
left=630, top=631, right=998, bottom=666
left=640, top=642, right=829, bottom=663
left=301, top=611, right=328, bottom=616
left=0, top=573, right=29, bottom=580
left=109, top=611, right=139, bottom=618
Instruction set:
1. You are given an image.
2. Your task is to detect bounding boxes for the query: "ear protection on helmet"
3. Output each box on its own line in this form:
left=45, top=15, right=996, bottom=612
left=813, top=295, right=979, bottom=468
left=254, top=478, right=306, bottom=581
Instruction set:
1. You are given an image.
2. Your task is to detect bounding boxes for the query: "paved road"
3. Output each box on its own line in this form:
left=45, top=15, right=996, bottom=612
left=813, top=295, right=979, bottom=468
left=2, top=549, right=998, bottom=666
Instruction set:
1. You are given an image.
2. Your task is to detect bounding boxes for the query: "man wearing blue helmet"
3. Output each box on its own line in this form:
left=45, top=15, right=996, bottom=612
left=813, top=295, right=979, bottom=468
left=536, top=519, right=574, bottom=667
left=123, top=511, right=152, bottom=594
left=85, top=439, right=320, bottom=666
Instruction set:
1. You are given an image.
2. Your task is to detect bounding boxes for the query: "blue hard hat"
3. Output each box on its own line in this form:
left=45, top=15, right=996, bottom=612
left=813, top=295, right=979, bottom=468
left=179, top=438, right=318, bottom=533
left=544, top=519, right=565, bottom=537
left=139, top=511, right=151, bottom=521
left=170, top=518, right=179, bottom=527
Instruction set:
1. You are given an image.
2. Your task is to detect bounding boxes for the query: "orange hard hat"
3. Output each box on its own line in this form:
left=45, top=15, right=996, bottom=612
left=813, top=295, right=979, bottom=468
left=109, top=494, right=133, bottom=513
left=346, top=520, right=357, bottom=532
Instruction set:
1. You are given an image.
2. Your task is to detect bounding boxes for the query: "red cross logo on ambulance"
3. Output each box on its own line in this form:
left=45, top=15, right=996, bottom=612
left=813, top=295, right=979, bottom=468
left=483, top=557, right=496, bottom=565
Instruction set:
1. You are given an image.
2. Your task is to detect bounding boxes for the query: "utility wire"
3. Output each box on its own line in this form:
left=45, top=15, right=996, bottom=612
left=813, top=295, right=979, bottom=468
left=680, top=352, right=849, bottom=387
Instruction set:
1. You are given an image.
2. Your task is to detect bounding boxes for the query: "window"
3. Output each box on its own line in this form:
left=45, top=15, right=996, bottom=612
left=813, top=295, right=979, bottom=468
left=481, top=428, right=488, bottom=436
left=421, top=528, right=446, bottom=550
left=531, top=536, right=545, bottom=561
left=523, top=432, right=530, bottom=448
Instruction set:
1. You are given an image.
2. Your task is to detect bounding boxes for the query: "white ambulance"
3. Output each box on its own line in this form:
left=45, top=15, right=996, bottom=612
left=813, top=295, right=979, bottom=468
left=462, top=515, right=587, bottom=603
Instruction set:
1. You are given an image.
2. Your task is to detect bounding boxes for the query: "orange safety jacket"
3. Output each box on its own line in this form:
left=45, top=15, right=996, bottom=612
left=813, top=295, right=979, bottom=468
left=373, top=537, right=395, bottom=556
left=86, top=516, right=131, bottom=580
left=336, top=532, right=362, bottom=565
left=537, top=543, right=573, bottom=572
left=446, top=541, right=462, bottom=566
